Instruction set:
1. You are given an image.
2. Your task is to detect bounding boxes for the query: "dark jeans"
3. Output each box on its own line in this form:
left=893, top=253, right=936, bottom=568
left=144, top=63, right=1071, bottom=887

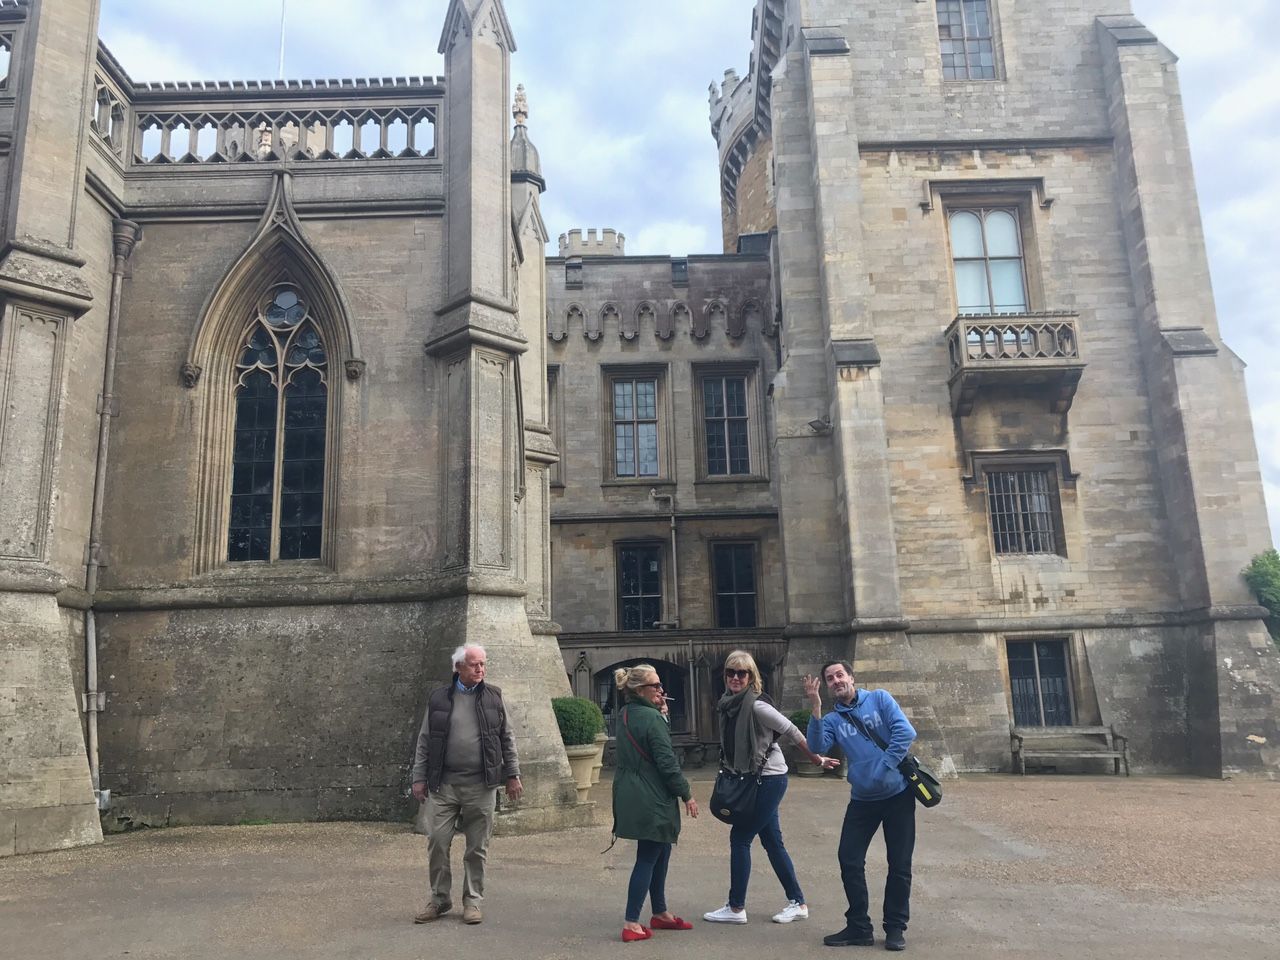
left=838, top=787, right=915, bottom=935
left=728, top=774, right=804, bottom=909
left=625, top=839, right=671, bottom=923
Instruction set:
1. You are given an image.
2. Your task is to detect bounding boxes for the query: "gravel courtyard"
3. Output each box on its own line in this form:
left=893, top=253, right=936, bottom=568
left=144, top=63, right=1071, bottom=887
left=2, top=774, right=1276, bottom=960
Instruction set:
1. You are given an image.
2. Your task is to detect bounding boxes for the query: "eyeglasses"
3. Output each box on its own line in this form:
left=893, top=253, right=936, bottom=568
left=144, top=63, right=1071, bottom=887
left=724, top=669, right=751, bottom=680
left=639, top=682, right=664, bottom=691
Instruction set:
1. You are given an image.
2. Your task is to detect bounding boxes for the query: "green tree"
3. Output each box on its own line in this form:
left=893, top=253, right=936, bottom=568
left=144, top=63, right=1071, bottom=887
left=1243, top=550, right=1280, bottom=644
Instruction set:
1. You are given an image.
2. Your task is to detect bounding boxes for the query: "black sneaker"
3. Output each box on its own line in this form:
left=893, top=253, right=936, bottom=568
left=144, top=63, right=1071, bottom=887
left=823, top=928, right=876, bottom=947
left=884, top=929, right=906, bottom=951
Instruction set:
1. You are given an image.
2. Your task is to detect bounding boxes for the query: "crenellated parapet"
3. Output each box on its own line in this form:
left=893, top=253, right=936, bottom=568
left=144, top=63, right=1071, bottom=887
left=558, top=228, right=625, bottom=258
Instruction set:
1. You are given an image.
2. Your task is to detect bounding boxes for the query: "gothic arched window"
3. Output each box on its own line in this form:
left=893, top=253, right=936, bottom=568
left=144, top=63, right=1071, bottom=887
left=227, top=285, right=328, bottom=562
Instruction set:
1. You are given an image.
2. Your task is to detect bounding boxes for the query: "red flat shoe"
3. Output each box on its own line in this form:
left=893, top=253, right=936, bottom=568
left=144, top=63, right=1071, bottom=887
left=650, top=916, right=692, bottom=930
left=621, top=926, right=653, bottom=942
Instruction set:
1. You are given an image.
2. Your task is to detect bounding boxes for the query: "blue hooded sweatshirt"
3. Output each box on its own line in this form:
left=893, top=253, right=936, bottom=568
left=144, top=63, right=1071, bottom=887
left=807, top=688, right=916, bottom=802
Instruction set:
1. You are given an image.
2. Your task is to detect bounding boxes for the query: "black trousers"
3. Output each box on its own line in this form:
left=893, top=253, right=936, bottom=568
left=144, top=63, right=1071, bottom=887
left=837, top=787, right=915, bottom=934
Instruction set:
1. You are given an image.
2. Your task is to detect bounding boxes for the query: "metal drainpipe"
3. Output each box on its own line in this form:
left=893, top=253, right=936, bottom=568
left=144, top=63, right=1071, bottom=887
left=650, top=489, right=696, bottom=734
left=84, top=219, right=141, bottom=808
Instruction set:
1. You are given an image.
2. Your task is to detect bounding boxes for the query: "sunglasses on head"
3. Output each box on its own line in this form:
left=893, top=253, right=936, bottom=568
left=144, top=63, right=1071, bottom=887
left=724, top=668, right=751, bottom=680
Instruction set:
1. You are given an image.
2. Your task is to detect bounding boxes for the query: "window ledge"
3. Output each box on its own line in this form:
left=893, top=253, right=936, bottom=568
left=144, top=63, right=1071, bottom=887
left=694, top=475, right=771, bottom=486
left=601, top=479, right=676, bottom=489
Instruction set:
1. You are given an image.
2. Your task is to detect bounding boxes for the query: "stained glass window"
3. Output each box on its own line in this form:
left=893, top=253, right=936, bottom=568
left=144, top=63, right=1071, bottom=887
left=228, top=286, right=328, bottom=563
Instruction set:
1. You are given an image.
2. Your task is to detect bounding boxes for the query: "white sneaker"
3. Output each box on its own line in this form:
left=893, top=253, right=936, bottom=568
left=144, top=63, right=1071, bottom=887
left=772, top=900, right=809, bottom=923
left=703, top=904, right=748, bottom=924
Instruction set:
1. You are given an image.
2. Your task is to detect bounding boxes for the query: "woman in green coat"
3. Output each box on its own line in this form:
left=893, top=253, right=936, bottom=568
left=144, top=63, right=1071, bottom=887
left=612, top=664, right=699, bottom=942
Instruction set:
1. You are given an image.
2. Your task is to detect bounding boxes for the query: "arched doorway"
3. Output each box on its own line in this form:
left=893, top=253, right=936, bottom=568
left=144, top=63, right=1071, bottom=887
left=594, top=658, right=690, bottom=736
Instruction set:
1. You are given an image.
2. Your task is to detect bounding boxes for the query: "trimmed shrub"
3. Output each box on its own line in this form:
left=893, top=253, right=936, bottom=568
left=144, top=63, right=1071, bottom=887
left=551, top=696, right=605, bottom=746
left=788, top=708, right=814, bottom=731
left=1243, top=549, right=1280, bottom=644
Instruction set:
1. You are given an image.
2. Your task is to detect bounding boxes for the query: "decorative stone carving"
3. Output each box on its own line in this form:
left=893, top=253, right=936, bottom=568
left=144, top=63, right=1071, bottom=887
left=732, top=299, right=760, bottom=339
left=602, top=303, right=622, bottom=340
left=344, top=359, right=366, bottom=381
left=670, top=302, right=690, bottom=340
left=180, top=362, right=202, bottom=388
left=581, top=304, right=601, bottom=342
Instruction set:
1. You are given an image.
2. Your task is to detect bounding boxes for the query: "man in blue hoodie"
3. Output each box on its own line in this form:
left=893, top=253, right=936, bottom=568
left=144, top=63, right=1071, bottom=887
left=805, top=661, right=916, bottom=951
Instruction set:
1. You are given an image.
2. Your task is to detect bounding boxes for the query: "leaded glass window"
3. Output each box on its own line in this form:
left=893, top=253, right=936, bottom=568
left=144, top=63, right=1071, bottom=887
left=949, top=209, right=1028, bottom=316
left=937, top=0, right=998, bottom=80
left=703, top=375, right=751, bottom=476
left=713, top=543, right=757, bottom=628
left=618, top=544, right=663, bottom=631
left=228, top=286, right=328, bottom=562
left=613, top=377, right=659, bottom=478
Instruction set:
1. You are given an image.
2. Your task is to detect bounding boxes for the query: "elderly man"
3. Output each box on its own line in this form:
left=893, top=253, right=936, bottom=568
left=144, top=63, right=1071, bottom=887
left=805, top=661, right=917, bottom=952
left=411, top=644, right=522, bottom=926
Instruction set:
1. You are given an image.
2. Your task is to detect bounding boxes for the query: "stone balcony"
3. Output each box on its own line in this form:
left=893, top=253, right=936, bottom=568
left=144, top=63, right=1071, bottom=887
left=945, top=312, right=1085, bottom=416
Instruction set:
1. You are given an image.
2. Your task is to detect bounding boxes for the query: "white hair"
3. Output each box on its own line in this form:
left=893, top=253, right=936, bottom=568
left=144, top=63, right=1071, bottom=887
left=451, top=644, right=487, bottom=669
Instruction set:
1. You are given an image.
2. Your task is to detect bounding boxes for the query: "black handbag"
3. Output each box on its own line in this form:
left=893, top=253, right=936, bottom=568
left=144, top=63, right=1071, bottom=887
left=846, top=712, right=943, bottom=808
left=709, top=768, right=760, bottom=825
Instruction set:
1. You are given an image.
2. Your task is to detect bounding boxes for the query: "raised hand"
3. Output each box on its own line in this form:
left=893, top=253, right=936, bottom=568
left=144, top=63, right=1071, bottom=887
left=803, top=674, right=823, bottom=711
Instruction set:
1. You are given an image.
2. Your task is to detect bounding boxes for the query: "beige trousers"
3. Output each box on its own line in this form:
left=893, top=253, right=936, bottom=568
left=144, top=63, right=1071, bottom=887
left=426, top=781, right=498, bottom=907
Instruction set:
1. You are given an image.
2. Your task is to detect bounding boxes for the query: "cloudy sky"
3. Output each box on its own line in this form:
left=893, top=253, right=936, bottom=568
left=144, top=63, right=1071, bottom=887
left=98, top=0, right=1278, bottom=545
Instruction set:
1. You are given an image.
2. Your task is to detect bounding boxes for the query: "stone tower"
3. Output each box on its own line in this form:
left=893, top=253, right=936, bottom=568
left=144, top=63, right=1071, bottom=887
left=0, top=0, right=107, bottom=855
left=711, top=0, right=1279, bottom=777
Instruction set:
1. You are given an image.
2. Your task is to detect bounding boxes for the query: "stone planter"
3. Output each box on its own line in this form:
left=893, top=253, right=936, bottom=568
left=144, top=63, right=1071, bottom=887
left=591, top=732, right=608, bottom=785
left=565, top=742, right=598, bottom=801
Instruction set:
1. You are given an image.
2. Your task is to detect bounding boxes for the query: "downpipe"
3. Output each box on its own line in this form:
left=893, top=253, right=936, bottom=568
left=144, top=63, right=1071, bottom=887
left=83, top=220, right=141, bottom=812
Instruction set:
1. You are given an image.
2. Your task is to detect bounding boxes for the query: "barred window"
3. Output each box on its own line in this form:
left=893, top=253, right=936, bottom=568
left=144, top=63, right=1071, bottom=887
left=703, top=375, right=751, bottom=476
left=228, top=286, right=328, bottom=562
left=612, top=377, right=659, bottom=478
left=986, top=468, right=1062, bottom=555
left=713, top=543, right=758, bottom=628
left=618, top=544, right=663, bottom=631
left=949, top=208, right=1028, bottom=316
left=937, top=0, right=998, bottom=81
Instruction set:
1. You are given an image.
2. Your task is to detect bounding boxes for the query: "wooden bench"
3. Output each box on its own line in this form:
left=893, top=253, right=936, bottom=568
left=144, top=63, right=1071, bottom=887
left=1010, top=725, right=1129, bottom=775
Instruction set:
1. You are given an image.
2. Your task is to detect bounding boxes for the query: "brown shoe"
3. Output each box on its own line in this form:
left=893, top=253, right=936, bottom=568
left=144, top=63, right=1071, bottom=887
left=414, top=901, right=452, bottom=924
left=463, top=904, right=483, bottom=925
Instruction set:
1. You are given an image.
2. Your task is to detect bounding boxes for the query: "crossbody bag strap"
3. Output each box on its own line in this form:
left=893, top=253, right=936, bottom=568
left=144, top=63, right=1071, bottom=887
left=844, top=707, right=891, bottom=754
left=621, top=706, right=653, bottom=763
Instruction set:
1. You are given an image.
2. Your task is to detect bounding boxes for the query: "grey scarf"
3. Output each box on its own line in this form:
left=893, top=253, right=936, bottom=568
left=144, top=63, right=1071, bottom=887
left=718, top=688, right=762, bottom=774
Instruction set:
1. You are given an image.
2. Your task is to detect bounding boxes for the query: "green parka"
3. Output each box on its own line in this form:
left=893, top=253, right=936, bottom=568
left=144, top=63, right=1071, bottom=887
left=611, top=698, right=692, bottom=844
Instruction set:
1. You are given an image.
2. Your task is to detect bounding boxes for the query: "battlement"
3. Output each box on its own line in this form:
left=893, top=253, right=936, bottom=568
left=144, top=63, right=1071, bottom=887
left=708, top=67, right=753, bottom=146
left=559, top=228, right=625, bottom=258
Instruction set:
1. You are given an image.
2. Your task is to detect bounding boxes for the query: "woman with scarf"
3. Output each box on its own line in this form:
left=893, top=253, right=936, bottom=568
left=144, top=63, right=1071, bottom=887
left=703, top=650, right=837, bottom=926
left=612, top=663, right=700, bottom=943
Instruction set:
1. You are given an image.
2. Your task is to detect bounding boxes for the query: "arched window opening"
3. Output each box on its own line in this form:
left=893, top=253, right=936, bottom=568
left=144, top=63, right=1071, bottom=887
left=228, top=285, right=328, bottom=562
left=594, top=659, right=690, bottom=737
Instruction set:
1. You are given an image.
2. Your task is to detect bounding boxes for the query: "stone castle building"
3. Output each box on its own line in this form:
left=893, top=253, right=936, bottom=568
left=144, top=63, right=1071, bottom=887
left=2, top=0, right=1278, bottom=856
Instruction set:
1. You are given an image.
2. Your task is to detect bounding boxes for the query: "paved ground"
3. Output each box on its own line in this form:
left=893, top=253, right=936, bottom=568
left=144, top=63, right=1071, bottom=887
left=2, top=774, right=1277, bottom=960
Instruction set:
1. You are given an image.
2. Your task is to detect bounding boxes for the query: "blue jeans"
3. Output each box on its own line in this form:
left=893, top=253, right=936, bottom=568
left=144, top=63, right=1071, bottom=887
left=838, top=787, right=915, bottom=934
left=625, top=839, right=671, bottom=923
left=728, top=774, right=804, bottom=909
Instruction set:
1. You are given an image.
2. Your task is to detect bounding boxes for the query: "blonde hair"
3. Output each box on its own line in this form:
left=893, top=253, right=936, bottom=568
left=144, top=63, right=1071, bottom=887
left=724, top=650, right=763, bottom=694
left=614, top=663, right=659, bottom=701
